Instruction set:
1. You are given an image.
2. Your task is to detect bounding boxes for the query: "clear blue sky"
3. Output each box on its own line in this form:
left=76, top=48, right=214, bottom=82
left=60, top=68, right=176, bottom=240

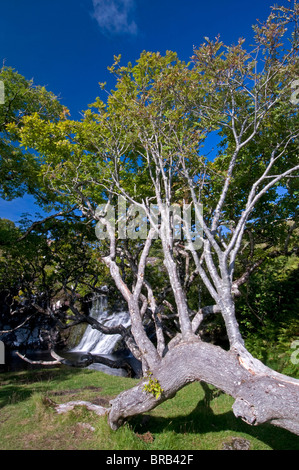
left=0, top=0, right=277, bottom=223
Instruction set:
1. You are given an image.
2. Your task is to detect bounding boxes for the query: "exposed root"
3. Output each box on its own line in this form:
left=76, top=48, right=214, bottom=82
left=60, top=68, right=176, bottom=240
left=44, top=396, right=109, bottom=416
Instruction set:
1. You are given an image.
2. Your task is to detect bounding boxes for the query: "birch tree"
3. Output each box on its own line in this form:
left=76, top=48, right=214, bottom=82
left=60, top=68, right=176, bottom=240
left=15, top=2, right=299, bottom=435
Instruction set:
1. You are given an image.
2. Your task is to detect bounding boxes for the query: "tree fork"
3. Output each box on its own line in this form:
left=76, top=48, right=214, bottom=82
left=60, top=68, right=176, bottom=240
left=107, top=340, right=299, bottom=435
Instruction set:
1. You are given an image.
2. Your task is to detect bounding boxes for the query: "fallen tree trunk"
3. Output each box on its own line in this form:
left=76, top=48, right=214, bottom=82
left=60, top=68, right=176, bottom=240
left=16, top=342, right=299, bottom=435
left=107, top=339, right=299, bottom=436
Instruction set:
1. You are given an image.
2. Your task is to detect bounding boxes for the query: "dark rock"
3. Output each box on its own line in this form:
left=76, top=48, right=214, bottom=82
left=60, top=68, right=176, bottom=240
left=222, top=437, right=251, bottom=450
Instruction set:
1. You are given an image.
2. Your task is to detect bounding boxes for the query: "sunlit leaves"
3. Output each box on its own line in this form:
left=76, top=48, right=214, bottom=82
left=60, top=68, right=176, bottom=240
left=0, top=66, right=64, bottom=201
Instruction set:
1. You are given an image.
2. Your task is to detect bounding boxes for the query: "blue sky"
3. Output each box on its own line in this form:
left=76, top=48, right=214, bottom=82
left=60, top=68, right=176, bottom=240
left=0, top=0, right=277, bottom=223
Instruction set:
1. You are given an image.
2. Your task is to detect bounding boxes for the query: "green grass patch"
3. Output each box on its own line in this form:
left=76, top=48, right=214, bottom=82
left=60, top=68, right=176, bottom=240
left=0, top=366, right=299, bottom=450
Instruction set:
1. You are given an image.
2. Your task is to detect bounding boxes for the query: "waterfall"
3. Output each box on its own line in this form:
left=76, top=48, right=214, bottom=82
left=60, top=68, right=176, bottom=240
left=72, top=295, right=130, bottom=355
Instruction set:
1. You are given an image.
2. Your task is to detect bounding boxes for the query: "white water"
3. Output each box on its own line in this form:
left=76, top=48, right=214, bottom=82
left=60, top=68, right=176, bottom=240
left=72, top=295, right=130, bottom=355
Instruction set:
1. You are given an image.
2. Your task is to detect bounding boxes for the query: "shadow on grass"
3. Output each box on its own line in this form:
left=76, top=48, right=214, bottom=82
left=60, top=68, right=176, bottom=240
left=131, top=383, right=299, bottom=450
left=0, top=366, right=91, bottom=408
left=1, top=367, right=299, bottom=450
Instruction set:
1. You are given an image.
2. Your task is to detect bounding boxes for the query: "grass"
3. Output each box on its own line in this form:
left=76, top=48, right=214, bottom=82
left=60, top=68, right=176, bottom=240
left=0, top=366, right=299, bottom=450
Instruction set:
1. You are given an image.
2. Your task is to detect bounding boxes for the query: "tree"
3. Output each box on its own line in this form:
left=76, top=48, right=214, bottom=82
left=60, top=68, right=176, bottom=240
left=0, top=215, right=105, bottom=349
left=0, top=67, right=104, bottom=350
left=10, top=2, right=299, bottom=434
left=0, top=65, right=65, bottom=202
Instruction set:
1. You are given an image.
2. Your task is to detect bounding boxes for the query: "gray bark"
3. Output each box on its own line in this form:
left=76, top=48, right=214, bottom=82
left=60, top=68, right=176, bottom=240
left=107, top=340, right=299, bottom=436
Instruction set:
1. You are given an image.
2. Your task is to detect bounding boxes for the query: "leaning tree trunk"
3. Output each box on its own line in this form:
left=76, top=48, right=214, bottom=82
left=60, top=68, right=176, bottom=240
left=107, top=339, right=299, bottom=436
